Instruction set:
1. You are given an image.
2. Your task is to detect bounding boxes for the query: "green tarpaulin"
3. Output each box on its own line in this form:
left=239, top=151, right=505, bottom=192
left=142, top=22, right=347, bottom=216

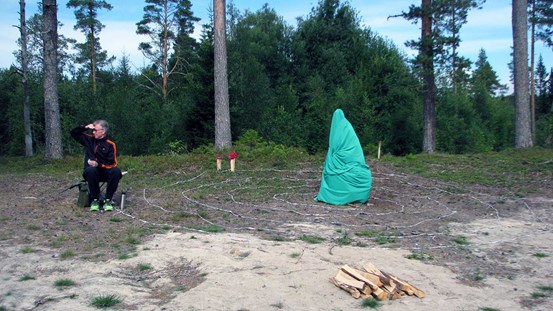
left=315, top=109, right=372, bottom=205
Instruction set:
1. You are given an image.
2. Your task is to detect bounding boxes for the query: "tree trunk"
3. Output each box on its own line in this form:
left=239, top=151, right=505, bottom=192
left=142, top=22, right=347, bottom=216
left=162, top=0, right=169, bottom=102
left=20, top=0, right=33, bottom=157
left=421, top=0, right=436, bottom=153
left=43, top=0, right=63, bottom=159
left=512, top=0, right=533, bottom=148
left=529, top=0, right=536, bottom=140
left=213, top=0, right=232, bottom=151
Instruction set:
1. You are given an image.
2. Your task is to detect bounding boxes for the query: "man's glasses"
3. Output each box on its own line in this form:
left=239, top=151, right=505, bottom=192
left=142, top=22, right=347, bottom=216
left=93, top=128, right=104, bottom=132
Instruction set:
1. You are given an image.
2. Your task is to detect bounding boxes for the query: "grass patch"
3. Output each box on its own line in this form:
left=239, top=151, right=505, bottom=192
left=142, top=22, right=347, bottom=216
left=137, top=263, right=152, bottom=271
left=19, top=274, right=36, bottom=281
left=51, top=235, right=70, bottom=248
left=290, top=252, right=302, bottom=258
left=20, top=246, right=35, bottom=253
left=334, top=231, right=353, bottom=246
left=126, top=236, right=140, bottom=245
left=531, top=292, right=547, bottom=298
left=60, top=249, right=76, bottom=259
left=355, top=230, right=396, bottom=245
left=533, top=252, right=549, bottom=258
left=452, top=236, right=469, bottom=245
left=108, top=217, right=123, bottom=222
left=355, top=230, right=379, bottom=237
left=268, top=235, right=290, bottom=242
left=298, top=234, right=325, bottom=244
left=405, top=252, right=434, bottom=261
left=54, top=278, right=76, bottom=288
left=537, top=285, right=553, bottom=292
left=361, top=298, right=381, bottom=308
left=190, top=224, right=225, bottom=233
left=381, top=148, right=553, bottom=191
left=90, top=294, right=122, bottom=308
left=26, top=224, right=41, bottom=230
left=270, top=302, right=284, bottom=309
left=531, top=285, right=553, bottom=298
left=473, top=272, right=486, bottom=282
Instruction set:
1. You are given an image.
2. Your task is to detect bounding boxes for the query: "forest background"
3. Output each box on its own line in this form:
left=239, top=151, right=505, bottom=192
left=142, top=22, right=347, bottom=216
left=1, top=0, right=552, bottom=158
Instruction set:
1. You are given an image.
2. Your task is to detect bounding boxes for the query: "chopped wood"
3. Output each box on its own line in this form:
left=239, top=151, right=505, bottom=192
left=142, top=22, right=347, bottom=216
left=334, top=269, right=365, bottom=290
left=331, top=262, right=425, bottom=301
left=330, top=278, right=361, bottom=298
left=341, top=265, right=389, bottom=301
left=380, top=270, right=426, bottom=298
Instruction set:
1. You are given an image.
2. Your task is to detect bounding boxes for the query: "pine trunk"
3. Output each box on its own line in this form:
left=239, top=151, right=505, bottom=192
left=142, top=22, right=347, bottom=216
left=20, top=0, right=33, bottom=157
left=421, top=0, right=436, bottom=153
left=213, top=0, right=232, bottom=151
left=43, top=0, right=63, bottom=159
left=512, top=0, right=533, bottom=148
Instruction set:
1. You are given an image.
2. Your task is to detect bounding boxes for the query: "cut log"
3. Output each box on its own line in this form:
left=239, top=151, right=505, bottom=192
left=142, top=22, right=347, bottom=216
left=341, top=265, right=389, bottom=301
left=332, top=262, right=424, bottom=301
left=362, top=262, right=391, bottom=285
left=381, top=270, right=425, bottom=298
left=330, top=278, right=361, bottom=299
left=334, top=269, right=365, bottom=290
left=363, top=262, right=381, bottom=274
left=355, top=269, right=384, bottom=287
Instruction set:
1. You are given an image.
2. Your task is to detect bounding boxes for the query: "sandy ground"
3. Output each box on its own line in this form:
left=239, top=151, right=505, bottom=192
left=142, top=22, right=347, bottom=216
left=1, top=218, right=552, bottom=311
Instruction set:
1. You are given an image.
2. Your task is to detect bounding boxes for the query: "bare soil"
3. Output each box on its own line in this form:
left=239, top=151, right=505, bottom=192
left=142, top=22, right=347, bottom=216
left=0, top=160, right=552, bottom=310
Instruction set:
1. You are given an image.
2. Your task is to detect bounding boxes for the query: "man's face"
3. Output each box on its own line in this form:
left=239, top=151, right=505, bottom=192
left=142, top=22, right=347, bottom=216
left=93, top=124, right=106, bottom=139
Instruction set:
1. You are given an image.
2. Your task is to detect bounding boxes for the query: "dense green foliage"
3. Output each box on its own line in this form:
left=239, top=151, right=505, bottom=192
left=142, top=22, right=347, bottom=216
left=2, top=0, right=552, bottom=157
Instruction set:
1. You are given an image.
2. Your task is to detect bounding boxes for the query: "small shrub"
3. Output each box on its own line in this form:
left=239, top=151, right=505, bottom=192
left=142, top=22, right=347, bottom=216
left=19, top=275, right=36, bottom=281
left=27, top=224, right=41, bottom=230
left=108, top=217, right=122, bottom=222
left=452, top=236, right=469, bottom=245
left=197, top=224, right=225, bottom=233
left=531, top=292, right=547, bottom=298
left=90, top=294, right=122, bottom=308
left=20, top=246, right=35, bottom=253
left=290, top=252, right=302, bottom=258
left=60, top=250, right=76, bottom=259
left=474, top=272, right=486, bottom=282
left=405, top=252, right=433, bottom=261
left=298, top=235, right=324, bottom=244
left=355, top=230, right=378, bottom=237
left=537, top=285, right=553, bottom=292
left=334, top=232, right=353, bottom=246
left=480, top=308, right=500, bottom=311
left=361, top=298, right=381, bottom=308
left=137, top=263, right=152, bottom=271
left=54, top=278, right=76, bottom=288
left=270, top=302, right=284, bottom=309
left=533, top=252, right=549, bottom=258
left=126, top=236, right=140, bottom=245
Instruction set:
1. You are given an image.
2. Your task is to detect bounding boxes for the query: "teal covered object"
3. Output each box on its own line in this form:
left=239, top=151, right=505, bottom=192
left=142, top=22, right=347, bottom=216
left=315, top=109, right=372, bottom=205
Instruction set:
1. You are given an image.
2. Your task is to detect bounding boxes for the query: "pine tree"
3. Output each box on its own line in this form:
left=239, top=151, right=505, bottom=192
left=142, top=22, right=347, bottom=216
left=67, top=0, right=113, bottom=94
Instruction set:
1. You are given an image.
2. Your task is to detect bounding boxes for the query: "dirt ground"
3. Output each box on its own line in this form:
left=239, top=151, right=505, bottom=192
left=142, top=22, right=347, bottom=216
left=0, top=160, right=552, bottom=310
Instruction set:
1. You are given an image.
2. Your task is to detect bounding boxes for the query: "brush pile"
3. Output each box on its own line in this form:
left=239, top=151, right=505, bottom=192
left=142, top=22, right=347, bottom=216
left=330, top=262, right=425, bottom=301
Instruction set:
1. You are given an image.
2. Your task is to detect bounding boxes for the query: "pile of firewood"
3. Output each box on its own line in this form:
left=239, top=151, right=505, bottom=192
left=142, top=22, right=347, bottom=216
left=330, top=262, right=425, bottom=301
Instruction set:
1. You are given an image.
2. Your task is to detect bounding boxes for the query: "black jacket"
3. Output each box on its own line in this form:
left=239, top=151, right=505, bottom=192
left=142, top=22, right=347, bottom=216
left=71, top=125, right=118, bottom=169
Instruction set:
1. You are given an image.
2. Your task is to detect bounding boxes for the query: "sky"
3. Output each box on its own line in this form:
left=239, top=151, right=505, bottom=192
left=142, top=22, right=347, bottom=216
left=1, top=0, right=552, bottom=93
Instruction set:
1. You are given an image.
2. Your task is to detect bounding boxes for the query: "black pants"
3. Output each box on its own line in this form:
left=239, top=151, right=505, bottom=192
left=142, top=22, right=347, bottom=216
left=83, top=166, right=122, bottom=201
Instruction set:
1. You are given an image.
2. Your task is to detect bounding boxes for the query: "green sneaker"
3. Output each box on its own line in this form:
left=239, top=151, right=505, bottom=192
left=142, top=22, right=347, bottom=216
left=103, top=199, right=113, bottom=211
left=90, top=199, right=100, bottom=211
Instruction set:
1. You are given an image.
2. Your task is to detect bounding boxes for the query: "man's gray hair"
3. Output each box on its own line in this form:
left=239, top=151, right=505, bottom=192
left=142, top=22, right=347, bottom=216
left=94, top=120, right=109, bottom=133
